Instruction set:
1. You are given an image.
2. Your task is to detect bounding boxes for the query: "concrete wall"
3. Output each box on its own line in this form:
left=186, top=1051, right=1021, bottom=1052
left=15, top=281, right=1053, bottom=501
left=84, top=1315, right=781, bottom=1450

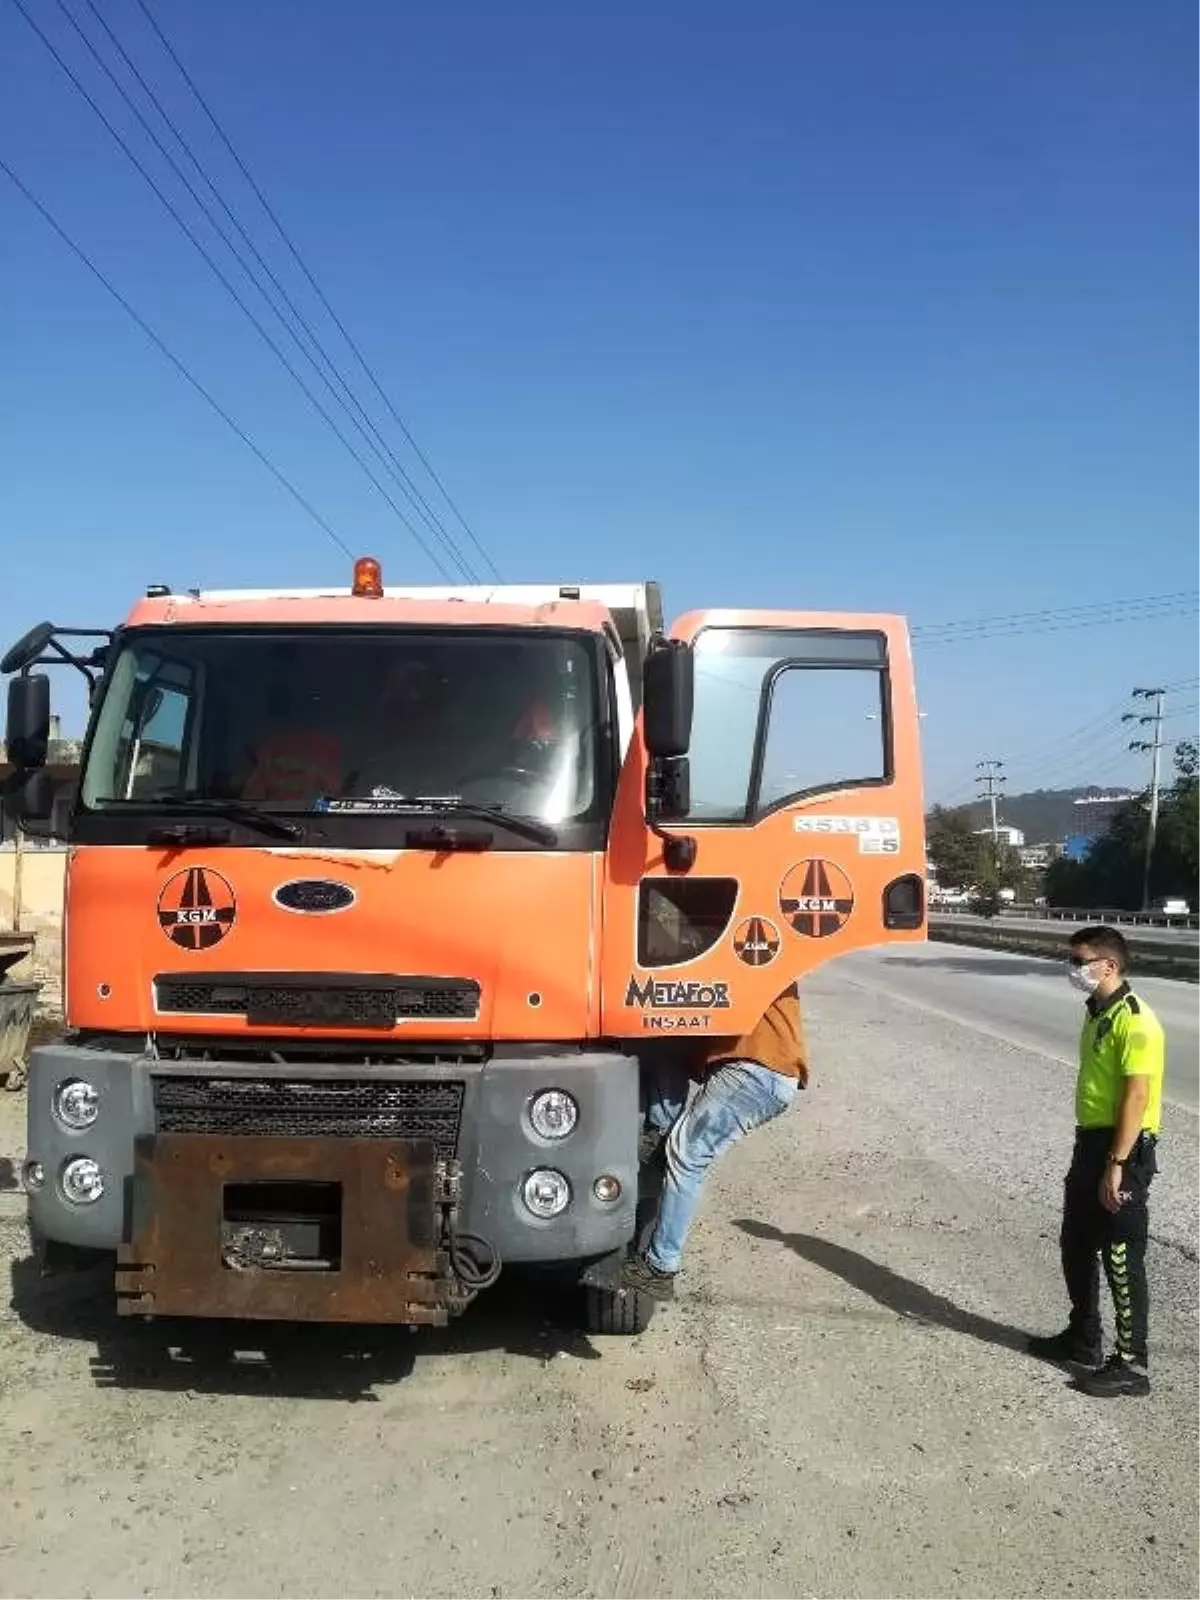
left=0, top=845, right=66, bottom=925
left=0, top=845, right=65, bottom=1013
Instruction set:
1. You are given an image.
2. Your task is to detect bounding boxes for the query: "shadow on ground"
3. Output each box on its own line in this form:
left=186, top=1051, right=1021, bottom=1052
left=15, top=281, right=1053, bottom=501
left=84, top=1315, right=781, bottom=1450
left=735, top=1219, right=1031, bottom=1354
left=9, top=1252, right=602, bottom=1401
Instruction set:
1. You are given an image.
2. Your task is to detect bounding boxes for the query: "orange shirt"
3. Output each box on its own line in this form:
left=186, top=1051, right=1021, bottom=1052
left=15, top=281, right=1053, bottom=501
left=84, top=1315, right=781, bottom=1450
left=694, top=987, right=809, bottom=1084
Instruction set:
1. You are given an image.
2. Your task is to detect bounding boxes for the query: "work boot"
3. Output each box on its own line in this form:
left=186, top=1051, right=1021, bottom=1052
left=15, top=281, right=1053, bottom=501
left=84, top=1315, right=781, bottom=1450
left=1078, top=1353, right=1150, bottom=1398
left=1026, top=1327, right=1102, bottom=1367
left=620, top=1254, right=676, bottom=1302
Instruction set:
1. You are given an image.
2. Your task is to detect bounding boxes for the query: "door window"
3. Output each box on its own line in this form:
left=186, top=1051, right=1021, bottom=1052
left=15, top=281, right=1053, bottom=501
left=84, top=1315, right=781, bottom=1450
left=687, top=628, right=889, bottom=822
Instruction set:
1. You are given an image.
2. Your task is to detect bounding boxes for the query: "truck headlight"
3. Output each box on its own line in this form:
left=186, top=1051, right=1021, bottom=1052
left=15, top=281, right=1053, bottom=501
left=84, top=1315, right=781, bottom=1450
left=529, top=1090, right=578, bottom=1141
left=54, top=1078, right=99, bottom=1130
left=522, top=1169, right=570, bottom=1219
left=61, top=1157, right=105, bottom=1205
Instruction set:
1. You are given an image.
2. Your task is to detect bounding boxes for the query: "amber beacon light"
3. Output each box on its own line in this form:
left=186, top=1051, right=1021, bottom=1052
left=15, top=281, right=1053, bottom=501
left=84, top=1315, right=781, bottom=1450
left=352, top=555, right=384, bottom=598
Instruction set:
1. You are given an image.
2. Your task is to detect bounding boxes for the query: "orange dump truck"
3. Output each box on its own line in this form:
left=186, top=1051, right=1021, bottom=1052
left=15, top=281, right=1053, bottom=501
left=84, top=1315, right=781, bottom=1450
left=2, top=561, right=925, bottom=1333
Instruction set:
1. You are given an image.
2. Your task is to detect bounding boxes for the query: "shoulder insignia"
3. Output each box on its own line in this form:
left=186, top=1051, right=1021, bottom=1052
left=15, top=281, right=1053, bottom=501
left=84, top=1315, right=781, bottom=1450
left=1126, top=994, right=1142, bottom=1015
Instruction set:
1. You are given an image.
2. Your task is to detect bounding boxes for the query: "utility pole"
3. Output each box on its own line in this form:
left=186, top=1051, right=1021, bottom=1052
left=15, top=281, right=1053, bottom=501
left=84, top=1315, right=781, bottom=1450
left=1123, top=687, right=1166, bottom=912
left=975, top=759, right=1006, bottom=853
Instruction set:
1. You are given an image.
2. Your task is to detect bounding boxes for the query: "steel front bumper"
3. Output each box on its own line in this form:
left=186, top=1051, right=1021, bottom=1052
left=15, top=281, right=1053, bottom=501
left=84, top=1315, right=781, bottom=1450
left=24, top=1041, right=639, bottom=1318
left=116, top=1133, right=455, bottom=1323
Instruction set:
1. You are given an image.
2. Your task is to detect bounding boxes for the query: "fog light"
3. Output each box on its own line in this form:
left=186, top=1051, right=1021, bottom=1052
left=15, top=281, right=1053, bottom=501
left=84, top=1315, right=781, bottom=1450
left=54, top=1078, right=99, bottom=1130
left=593, top=1174, right=621, bottom=1203
left=522, top=1168, right=570, bottom=1219
left=61, top=1157, right=104, bottom=1205
left=22, top=1160, right=45, bottom=1192
left=529, top=1089, right=578, bottom=1141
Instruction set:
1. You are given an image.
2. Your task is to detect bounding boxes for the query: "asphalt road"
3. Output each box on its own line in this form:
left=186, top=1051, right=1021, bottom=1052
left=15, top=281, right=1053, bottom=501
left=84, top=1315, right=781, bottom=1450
left=842, top=941, right=1200, bottom=1113
left=0, top=951, right=1197, bottom=1599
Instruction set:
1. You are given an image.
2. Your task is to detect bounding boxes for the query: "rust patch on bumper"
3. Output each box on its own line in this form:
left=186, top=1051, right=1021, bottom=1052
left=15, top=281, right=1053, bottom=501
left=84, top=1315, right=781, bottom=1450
left=116, top=1134, right=454, bottom=1324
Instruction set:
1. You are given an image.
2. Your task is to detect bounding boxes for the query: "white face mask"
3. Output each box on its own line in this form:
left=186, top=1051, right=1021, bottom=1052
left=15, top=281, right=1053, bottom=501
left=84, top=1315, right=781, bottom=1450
left=1068, top=960, right=1102, bottom=995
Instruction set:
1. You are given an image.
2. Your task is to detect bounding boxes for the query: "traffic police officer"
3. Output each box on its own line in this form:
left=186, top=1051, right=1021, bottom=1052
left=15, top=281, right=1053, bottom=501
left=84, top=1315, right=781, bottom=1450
left=1029, top=926, right=1166, bottom=1397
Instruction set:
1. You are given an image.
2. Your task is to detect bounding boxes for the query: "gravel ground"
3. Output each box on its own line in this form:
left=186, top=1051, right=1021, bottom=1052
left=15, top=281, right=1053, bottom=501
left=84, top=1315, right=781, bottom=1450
left=0, top=962, right=1196, bottom=1600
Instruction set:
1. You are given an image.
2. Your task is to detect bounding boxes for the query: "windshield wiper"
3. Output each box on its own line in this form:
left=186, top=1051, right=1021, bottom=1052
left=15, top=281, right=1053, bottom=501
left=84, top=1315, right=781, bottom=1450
left=436, top=801, right=557, bottom=847
left=326, top=793, right=558, bottom=846
left=102, top=797, right=301, bottom=841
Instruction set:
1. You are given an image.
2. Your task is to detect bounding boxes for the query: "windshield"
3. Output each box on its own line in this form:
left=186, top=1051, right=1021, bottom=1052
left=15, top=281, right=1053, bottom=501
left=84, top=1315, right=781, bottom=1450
left=80, top=628, right=603, bottom=829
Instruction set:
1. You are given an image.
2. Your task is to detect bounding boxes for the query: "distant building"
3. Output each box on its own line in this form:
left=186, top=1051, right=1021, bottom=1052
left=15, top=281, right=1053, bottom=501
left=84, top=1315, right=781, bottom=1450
left=973, top=824, right=1025, bottom=848
left=1019, top=842, right=1065, bottom=871
left=1059, top=793, right=1138, bottom=863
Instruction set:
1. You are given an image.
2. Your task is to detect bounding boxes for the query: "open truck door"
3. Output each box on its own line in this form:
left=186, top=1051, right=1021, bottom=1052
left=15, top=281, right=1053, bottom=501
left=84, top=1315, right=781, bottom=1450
left=602, top=610, right=925, bottom=1040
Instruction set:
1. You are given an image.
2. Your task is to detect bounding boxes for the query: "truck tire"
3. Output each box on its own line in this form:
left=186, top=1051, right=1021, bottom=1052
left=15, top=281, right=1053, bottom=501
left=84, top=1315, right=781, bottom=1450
left=583, top=1282, right=656, bottom=1336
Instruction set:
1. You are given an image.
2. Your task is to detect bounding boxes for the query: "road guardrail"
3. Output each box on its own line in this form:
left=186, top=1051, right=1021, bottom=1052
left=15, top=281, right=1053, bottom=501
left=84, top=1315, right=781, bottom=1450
left=931, top=903, right=1198, bottom=930
left=927, top=912, right=1198, bottom=983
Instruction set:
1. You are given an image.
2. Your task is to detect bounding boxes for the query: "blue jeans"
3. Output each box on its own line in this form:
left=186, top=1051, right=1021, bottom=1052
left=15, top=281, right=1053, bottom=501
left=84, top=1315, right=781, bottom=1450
left=641, top=1058, right=798, bottom=1274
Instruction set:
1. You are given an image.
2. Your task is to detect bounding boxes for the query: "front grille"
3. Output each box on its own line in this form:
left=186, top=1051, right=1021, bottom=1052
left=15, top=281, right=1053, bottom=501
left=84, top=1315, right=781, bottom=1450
left=153, top=1076, right=465, bottom=1159
left=154, top=974, right=480, bottom=1026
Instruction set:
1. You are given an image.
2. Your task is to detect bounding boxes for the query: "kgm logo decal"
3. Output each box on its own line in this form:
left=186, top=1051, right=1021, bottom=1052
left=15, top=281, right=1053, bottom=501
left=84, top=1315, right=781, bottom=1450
left=157, top=867, right=237, bottom=951
left=732, top=916, right=782, bottom=967
left=779, top=859, right=854, bottom=939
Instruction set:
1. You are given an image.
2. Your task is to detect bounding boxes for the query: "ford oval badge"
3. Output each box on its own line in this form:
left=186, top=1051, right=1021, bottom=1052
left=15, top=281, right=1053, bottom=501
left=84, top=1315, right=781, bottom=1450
left=273, top=879, right=356, bottom=914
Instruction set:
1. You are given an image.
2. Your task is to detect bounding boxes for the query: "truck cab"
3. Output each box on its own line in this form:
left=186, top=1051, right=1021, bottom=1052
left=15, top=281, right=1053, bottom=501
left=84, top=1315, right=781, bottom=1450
left=3, top=561, right=926, bottom=1333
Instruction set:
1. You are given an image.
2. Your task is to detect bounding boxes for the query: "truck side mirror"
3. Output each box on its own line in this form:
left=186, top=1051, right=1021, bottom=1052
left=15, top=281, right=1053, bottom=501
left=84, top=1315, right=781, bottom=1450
left=5, top=769, right=55, bottom=825
left=642, top=640, right=693, bottom=757
left=5, top=674, right=51, bottom=770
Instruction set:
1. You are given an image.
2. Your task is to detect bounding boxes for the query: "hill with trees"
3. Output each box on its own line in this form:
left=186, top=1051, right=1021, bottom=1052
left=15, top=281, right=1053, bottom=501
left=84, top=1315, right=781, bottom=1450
left=926, top=743, right=1198, bottom=911
left=1044, top=742, right=1197, bottom=910
left=954, top=786, right=1136, bottom=845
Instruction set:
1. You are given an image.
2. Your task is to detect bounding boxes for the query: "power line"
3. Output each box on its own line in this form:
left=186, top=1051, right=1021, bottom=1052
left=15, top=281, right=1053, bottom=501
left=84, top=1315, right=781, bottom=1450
left=935, top=699, right=1130, bottom=804
left=133, top=0, right=501, bottom=582
left=935, top=680, right=1196, bottom=805
left=1002, top=707, right=1127, bottom=782
left=10, top=0, right=461, bottom=581
left=913, top=592, right=1199, bottom=646
left=0, top=154, right=353, bottom=556
left=1042, top=735, right=1143, bottom=794
left=1014, top=716, right=1139, bottom=792
left=1064, top=749, right=1142, bottom=792
left=70, top=0, right=482, bottom=583
left=913, top=591, right=1199, bottom=635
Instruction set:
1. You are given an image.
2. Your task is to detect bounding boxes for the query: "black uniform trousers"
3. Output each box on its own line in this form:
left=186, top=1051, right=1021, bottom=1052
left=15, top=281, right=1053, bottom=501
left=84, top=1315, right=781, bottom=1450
left=1062, top=1126, right=1157, bottom=1364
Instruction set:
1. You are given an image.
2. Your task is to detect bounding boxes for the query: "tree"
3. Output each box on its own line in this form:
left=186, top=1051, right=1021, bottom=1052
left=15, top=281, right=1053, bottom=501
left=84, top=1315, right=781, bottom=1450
left=926, top=805, right=984, bottom=890
left=1045, top=854, right=1092, bottom=907
left=1043, top=741, right=1199, bottom=910
left=926, top=804, right=1031, bottom=897
left=1171, top=736, right=1200, bottom=876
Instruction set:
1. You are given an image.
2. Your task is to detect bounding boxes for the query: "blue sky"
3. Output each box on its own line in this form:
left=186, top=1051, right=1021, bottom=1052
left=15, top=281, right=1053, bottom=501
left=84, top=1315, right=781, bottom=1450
left=1, top=0, right=1196, bottom=804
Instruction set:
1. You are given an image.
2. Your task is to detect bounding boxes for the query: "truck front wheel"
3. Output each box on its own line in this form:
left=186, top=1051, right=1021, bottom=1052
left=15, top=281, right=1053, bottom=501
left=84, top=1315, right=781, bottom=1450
left=582, top=1282, right=656, bottom=1336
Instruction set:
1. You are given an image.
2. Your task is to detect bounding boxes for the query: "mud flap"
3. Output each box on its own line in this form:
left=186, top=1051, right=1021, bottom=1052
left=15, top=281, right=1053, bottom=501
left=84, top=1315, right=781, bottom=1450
left=116, top=1134, right=459, bottom=1324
